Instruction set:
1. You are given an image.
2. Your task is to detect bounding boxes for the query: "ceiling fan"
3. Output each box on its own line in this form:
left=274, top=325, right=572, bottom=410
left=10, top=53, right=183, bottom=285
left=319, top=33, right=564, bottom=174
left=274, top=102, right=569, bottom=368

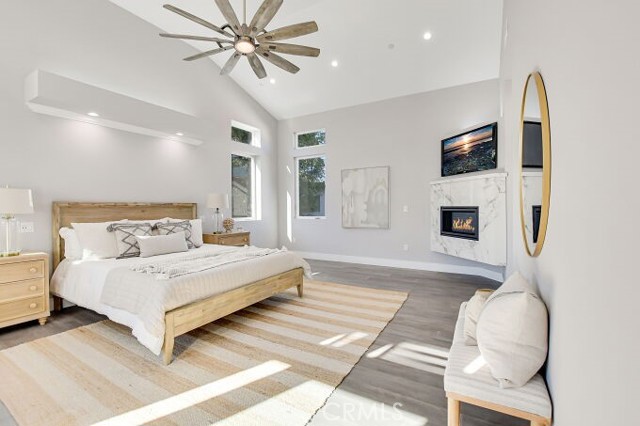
left=160, top=0, right=320, bottom=79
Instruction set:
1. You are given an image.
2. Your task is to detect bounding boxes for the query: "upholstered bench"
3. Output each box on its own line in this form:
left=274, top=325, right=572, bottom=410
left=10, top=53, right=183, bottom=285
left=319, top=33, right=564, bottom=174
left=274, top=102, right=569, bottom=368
left=444, top=303, right=552, bottom=426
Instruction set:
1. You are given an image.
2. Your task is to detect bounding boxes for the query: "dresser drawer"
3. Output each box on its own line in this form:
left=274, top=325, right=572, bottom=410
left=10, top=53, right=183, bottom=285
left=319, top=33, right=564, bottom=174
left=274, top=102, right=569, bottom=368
left=0, top=260, right=45, bottom=284
left=0, top=296, right=46, bottom=323
left=0, top=278, right=45, bottom=302
left=217, top=234, right=250, bottom=246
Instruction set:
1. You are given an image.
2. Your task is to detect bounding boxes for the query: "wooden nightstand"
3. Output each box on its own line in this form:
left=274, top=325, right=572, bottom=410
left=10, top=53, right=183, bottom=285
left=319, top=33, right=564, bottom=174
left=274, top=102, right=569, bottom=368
left=203, top=231, right=250, bottom=247
left=0, top=253, right=50, bottom=328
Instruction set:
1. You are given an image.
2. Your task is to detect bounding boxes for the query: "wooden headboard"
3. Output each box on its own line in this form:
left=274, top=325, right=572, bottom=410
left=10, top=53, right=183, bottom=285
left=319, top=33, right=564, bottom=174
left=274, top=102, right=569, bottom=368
left=52, top=202, right=197, bottom=270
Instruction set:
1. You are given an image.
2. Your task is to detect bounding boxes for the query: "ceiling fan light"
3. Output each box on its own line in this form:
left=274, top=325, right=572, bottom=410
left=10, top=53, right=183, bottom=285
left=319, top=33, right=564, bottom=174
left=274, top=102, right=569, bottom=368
left=235, top=37, right=256, bottom=54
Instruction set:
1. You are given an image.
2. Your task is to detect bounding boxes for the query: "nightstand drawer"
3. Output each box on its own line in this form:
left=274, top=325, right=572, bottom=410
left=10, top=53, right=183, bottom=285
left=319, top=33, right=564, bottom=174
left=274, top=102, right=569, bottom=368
left=0, top=278, right=45, bottom=302
left=217, top=234, right=250, bottom=246
left=0, top=260, right=45, bottom=284
left=0, top=296, right=46, bottom=323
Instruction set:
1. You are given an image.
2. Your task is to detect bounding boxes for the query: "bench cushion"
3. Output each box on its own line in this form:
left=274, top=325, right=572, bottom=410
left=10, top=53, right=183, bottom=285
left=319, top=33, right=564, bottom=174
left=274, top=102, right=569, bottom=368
left=445, top=304, right=552, bottom=419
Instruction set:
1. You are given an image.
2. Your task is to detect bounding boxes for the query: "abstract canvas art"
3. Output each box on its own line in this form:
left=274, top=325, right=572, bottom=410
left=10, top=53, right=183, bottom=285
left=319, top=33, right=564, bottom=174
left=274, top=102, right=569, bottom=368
left=342, top=166, right=390, bottom=229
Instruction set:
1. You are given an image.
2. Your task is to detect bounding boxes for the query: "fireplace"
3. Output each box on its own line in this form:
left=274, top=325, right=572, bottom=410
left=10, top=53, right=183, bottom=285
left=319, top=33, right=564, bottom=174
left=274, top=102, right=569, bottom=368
left=441, top=206, right=479, bottom=241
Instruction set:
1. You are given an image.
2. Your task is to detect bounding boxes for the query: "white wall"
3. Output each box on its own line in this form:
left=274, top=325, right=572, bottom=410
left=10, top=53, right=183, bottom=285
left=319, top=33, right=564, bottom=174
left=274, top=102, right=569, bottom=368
left=500, top=1, right=640, bottom=424
left=277, top=80, right=505, bottom=279
left=0, top=0, right=279, bottom=252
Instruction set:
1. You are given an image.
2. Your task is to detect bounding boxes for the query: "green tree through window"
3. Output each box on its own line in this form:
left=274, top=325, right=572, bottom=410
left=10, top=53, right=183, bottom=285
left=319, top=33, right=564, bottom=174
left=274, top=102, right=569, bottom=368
left=232, top=154, right=252, bottom=218
left=298, top=156, right=326, bottom=216
left=297, top=130, right=326, bottom=148
left=232, top=127, right=252, bottom=144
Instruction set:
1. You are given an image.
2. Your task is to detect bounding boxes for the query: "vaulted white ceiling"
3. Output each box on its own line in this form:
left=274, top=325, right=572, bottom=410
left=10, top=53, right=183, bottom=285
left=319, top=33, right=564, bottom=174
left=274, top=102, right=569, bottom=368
left=110, top=0, right=503, bottom=119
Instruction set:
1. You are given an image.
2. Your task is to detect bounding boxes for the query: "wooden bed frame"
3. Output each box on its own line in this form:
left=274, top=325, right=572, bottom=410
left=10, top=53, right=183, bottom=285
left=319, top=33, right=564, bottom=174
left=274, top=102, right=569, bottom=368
left=52, top=202, right=303, bottom=365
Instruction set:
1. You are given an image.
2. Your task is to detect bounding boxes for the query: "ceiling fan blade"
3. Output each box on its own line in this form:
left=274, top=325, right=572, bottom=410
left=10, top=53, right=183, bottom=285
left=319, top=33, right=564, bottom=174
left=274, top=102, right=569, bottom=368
left=249, top=0, right=283, bottom=37
left=260, top=42, right=320, bottom=57
left=163, top=4, right=231, bottom=38
left=183, top=45, right=233, bottom=61
left=257, top=21, right=318, bottom=42
left=247, top=53, right=268, bottom=79
left=256, top=48, right=300, bottom=74
left=220, top=52, right=242, bottom=75
left=214, top=0, right=243, bottom=36
left=160, top=33, right=232, bottom=43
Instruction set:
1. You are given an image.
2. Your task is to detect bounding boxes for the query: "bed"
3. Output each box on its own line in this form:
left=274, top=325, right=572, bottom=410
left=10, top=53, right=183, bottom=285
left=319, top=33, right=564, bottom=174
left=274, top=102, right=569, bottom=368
left=51, top=202, right=307, bottom=365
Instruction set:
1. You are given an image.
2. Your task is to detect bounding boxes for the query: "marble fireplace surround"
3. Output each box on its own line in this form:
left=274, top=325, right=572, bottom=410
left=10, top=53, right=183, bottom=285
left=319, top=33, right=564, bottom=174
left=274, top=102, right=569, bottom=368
left=431, top=171, right=507, bottom=266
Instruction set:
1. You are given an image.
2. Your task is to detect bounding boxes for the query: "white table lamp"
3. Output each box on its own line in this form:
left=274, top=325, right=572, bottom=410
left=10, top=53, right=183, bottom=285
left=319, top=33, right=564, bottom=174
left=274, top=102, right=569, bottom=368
left=0, top=187, right=34, bottom=257
left=207, top=193, right=229, bottom=234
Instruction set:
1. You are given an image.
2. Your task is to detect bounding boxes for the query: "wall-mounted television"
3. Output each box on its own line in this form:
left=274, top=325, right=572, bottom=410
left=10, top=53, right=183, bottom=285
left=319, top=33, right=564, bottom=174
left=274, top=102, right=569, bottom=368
left=522, top=120, right=543, bottom=168
left=441, top=123, right=498, bottom=177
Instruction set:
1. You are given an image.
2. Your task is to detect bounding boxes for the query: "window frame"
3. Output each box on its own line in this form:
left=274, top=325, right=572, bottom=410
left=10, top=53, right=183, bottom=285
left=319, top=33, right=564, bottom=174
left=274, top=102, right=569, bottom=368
left=231, top=152, right=257, bottom=221
left=294, top=128, right=326, bottom=150
left=232, top=120, right=261, bottom=148
left=295, top=154, right=327, bottom=219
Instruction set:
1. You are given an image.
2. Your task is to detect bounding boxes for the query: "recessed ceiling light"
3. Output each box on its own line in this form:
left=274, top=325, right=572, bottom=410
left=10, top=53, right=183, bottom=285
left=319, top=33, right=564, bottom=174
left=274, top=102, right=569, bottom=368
left=331, top=60, right=338, bottom=68
left=87, top=112, right=99, bottom=117
left=176, top=132, right=184, bottom=136
left=423, top=32, right=432, bottom=40
left=269, top=78, right=276, bottom=85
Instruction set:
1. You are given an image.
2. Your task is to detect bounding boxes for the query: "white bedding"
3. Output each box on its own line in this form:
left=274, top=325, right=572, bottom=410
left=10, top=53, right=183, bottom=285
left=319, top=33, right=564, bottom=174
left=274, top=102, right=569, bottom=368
left=51, top=244, right=311, bottom=356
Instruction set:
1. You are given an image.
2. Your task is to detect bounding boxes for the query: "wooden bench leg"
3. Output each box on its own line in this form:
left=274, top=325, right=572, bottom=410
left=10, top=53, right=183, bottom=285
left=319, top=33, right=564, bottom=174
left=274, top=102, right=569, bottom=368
left=448, top=397, right=460, bottom=426
left=297, top=283, right=304, bottom=298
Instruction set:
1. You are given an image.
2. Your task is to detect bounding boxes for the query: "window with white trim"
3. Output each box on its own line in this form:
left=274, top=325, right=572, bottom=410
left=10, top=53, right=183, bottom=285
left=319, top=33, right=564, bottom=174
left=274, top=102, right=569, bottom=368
left=232, top=121, right=261, bottom=147
left=231, top=154, right=255, bottom=219
left=296, top=129, right=326, bottom=149
left=296, top=155, right=326, bottom=218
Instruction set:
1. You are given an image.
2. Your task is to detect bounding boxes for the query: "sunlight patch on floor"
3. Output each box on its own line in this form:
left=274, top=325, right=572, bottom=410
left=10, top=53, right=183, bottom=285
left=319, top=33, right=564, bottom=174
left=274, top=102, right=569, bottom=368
left=320, top=332, right=369, bottom=348
left=91, top=360, right=290, bottom=426
left=366, top=342, right=450, bottom=376
left=215, top=378, right=335, bottom=425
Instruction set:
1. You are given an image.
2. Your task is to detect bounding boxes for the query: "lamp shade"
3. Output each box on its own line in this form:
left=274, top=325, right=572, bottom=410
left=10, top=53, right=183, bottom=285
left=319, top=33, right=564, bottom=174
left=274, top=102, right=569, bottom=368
left=206, top=193, right=229, bottom=210
left=0, top=188, right=34, bottom=215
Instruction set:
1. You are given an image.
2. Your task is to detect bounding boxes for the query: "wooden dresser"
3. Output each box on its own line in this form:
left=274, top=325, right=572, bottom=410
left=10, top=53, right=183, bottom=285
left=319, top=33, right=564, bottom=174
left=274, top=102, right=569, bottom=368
left=0, top=253, right=50, bottom=328
left=203, top=231, right=250, bottom=247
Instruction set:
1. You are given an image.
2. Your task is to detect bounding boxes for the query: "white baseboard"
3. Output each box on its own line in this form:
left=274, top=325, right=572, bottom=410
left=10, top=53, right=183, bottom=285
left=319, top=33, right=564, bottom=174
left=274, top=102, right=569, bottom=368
left=294, top=251, right=504, bottom=282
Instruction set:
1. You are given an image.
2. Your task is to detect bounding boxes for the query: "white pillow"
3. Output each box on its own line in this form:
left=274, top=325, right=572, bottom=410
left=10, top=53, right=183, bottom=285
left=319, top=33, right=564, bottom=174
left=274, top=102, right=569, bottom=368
left=476, top=272, right=549, bottom=388
left=166, top=218, right=203, bottom=247
left=72, top=220, right=128, bottom=259
left=59, top=227, right=83, bottom=260
left=463, top=289, right=494, bottom=345
left=136, top=232, right=189, bottom=258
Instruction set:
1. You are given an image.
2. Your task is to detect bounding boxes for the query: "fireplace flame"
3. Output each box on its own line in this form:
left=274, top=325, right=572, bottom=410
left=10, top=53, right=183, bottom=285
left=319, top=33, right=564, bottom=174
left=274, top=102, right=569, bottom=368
left=452, top=217, right=475, bottom=232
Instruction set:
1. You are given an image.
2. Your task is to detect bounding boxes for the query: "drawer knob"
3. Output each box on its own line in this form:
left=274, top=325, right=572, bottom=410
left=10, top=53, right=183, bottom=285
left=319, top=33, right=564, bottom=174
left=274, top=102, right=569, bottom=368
left=29, top=303, right=37, bottom=309
left=243, top=238, right=248, bottom=242
left=220, top=241, right=225, bottom=244
left=29, top=285, right=37, bottom=291
left=29, top=267, right=37, bottom=274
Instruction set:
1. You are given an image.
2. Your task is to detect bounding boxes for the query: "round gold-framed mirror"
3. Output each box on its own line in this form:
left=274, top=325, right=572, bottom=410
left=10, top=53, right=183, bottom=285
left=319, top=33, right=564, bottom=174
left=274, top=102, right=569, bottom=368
left=519, top=72, right=551, bottom=257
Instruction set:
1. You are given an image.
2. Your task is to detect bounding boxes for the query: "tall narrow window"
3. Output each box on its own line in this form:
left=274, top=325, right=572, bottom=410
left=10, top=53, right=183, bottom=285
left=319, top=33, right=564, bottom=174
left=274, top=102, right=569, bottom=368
left=297, top=156, right=326, bottom=217
left=232, top=154, right=254, bottom=218
left=296, top=129, right=326, bottom=148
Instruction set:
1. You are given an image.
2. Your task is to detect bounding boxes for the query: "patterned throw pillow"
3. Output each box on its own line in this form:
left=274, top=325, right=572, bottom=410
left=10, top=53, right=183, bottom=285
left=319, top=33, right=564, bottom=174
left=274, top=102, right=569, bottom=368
left=107, top=223, right=153, bottom=259
left=154, top=221, right=194, bottom=249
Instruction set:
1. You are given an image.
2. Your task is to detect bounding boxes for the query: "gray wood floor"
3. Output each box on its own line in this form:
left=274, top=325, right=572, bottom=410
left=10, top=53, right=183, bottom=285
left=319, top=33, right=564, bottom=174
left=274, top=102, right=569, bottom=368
left=0, top=260, right=524, bottom=426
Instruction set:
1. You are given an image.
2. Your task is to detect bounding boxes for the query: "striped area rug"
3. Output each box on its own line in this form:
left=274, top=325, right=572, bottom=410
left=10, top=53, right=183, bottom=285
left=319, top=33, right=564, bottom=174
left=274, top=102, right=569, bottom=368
left=0, top=280, right=407, bottom=426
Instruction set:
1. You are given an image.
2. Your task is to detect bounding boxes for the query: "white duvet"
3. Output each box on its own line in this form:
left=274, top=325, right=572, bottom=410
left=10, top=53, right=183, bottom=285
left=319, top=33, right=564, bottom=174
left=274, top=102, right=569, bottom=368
left=51, top=244, right=311, bottom=355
